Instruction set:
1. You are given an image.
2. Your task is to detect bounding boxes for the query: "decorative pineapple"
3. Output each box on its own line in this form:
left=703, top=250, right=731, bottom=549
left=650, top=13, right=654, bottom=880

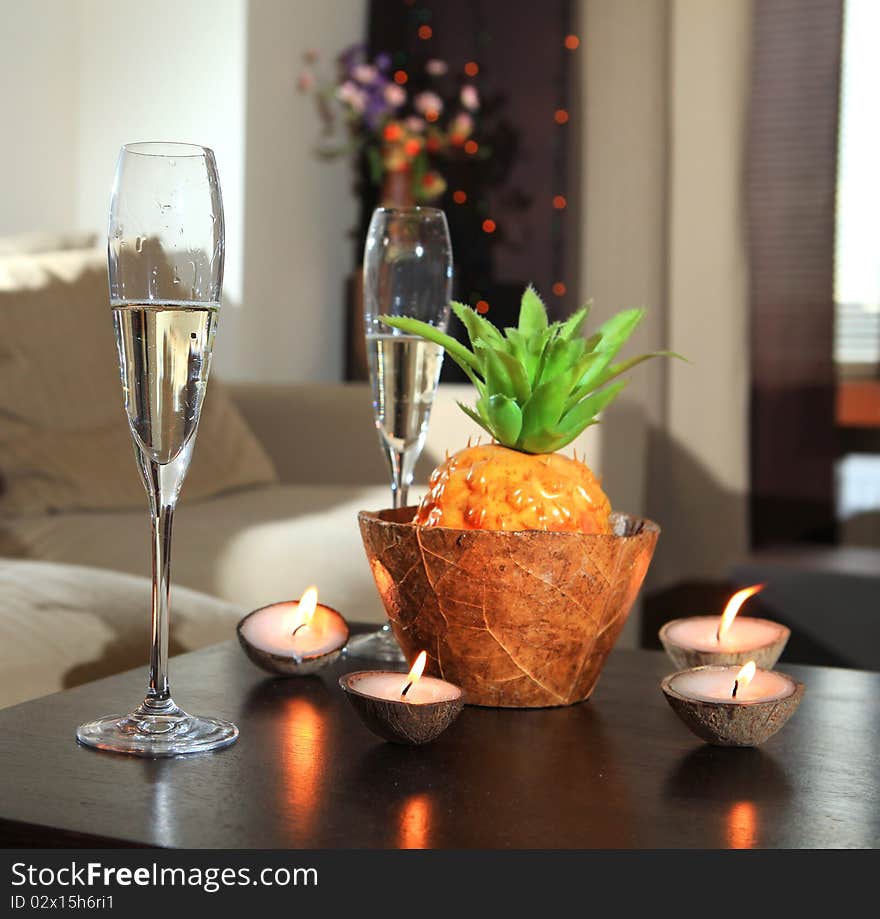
left=382, top=285, right=676, bottom=534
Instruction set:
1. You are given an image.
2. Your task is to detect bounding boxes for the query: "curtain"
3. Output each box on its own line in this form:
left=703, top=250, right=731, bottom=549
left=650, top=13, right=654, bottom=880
left=747, top=0, right=843, bottom=546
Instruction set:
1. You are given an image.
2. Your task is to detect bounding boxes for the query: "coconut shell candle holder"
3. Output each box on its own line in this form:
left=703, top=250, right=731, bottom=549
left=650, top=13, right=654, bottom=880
left=661, top=665, right=804, bottom=747
left=339, top=664, right=465, bottom=745
left=237, top=589, right=349, bottom=676
left=358, top=508, right=659, bottom=708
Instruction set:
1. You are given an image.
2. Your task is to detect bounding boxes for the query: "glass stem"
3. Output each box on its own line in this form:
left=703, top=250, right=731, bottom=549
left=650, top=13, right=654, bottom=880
left=392, top=477, right=408, bottom=510
left=386, top=447, right=406, bottom=509
left=145, top=460, right=177, bottom=714
left=388, top=444, right=421, bottom=509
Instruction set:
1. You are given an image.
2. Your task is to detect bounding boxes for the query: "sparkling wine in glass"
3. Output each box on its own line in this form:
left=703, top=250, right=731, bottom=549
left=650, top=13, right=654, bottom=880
left=76, top=143, right=238, bottom=756
left=347, top=207, right=452, bottom=662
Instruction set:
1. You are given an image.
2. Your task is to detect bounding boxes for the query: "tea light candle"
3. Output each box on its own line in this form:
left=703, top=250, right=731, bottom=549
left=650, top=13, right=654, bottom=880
left=339, top=651, right=465, bottom=745
left=661, top=662, right=804, bottom=747
left=667, top=662, right=793, bottom=703
left=237, top=587, right=349, bottom=676
left=659, top=584, right=789, bottom=670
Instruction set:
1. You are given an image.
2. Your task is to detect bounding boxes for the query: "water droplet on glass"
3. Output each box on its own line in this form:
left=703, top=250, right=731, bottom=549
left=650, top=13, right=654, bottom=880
left=169, top=159, right=176, bottom=167
left=135, top=236, right=144, bottom=253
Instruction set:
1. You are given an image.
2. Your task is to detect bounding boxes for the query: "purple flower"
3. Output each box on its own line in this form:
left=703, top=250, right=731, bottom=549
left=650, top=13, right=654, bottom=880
left=375, top=52, right=392, bottom=73
left=363, top=85, right=392, bottom=130
left=339, top=43, right=367, bottom=74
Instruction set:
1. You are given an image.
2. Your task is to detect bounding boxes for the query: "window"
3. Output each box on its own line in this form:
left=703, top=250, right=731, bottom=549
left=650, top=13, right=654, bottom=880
left=835, top=0, right=880, bottom=371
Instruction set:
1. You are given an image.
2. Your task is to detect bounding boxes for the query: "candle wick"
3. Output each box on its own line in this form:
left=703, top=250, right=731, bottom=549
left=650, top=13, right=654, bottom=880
left=292, top=623, right=308, bottom=638
left=732, top=679, right=739, bottom=699
left=401, top=679, right=414, bottom=698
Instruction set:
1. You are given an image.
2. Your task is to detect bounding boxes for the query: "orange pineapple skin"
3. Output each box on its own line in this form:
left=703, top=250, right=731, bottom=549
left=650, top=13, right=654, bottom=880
left=414, top=443, right=612, bottom=533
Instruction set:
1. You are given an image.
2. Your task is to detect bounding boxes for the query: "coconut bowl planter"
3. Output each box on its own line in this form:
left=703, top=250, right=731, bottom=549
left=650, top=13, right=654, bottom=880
left=358, top=507, right=660, bottom=708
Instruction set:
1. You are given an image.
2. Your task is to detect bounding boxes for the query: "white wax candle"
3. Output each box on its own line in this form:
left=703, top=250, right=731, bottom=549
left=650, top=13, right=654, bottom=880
left=348, top=671, right=460, bottom=705
left=665, top=616, right=784, bottom=653
left=239, top=601, right=347, bottom=659
left=669, top=667, right=795, bottom=703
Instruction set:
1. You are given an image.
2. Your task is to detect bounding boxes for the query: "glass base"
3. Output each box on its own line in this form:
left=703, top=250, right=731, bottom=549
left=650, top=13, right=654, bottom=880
left=76, top=699, right=238, bottom=758
left=344, top=621, right=406, bottom=663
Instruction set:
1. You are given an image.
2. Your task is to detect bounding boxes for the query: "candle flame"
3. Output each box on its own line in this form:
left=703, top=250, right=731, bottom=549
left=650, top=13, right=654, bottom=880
left=401, top=650, right=427, bottom=697
left=289, top=585, right=319, bottom=636
left=732, top=660, right=757, bottom=698
left=717, top=584, right=765, bottom=643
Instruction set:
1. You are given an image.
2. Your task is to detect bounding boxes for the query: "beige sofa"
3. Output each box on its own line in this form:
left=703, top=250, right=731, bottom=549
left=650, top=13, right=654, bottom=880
left=1, top=381, right=500, bottom=620
left=3, top=378, right=603, bottom=614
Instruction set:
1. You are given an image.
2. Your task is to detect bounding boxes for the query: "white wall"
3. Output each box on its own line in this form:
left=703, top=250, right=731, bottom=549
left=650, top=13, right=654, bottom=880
left=662, top=0, right=751, bottom=585
left=578, top=0, right=669, bottom=518
left=74, top=0, right=248, bottom=306
left=218, top=0, right=366, bottom=383
left=577, top=0, right=752, bottom=644
left=1, top=0, right=365, bottom=383
left=0, top=2, right=79, bottom=234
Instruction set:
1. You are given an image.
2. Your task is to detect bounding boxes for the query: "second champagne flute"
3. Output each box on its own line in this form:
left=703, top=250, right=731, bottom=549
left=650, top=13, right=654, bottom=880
left=347, top=207, right=453, bottom=662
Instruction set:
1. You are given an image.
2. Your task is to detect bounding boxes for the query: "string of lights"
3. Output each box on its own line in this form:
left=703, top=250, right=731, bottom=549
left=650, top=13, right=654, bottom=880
left=396, top=1, right=579, bottom=318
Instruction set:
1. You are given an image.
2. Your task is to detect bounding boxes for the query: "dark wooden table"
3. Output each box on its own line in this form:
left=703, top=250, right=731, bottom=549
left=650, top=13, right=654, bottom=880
left=1, top=635, right=878, bottom=848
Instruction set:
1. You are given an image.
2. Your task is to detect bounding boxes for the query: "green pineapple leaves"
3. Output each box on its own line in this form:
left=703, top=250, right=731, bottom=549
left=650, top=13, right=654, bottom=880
left=380, top=284, right=684, bottom=454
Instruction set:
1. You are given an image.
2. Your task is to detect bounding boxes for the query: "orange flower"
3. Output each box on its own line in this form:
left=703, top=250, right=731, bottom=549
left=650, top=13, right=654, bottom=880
left=404, top=138, right=422, bottom=157
left=426, top=136, right=441, bottom=153
left=383, top=122, right=403, bottom=142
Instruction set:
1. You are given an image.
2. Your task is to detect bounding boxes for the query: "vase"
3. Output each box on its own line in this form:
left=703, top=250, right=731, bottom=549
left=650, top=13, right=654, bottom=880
left=380, top=169, right=414, bottom=208
left=358, top=508, right=661, bottom=708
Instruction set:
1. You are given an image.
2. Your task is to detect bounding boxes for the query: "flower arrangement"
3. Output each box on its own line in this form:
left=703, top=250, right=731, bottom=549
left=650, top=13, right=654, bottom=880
left=298, top=44, right=486, bottom=206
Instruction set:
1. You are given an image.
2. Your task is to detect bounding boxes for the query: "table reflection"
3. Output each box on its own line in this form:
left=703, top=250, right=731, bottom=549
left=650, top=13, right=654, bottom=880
left=281, top=696, right=327, bottom=838
left=726, top=800, right=758, bottom=849
left=397, top=792, right=434, bottom=849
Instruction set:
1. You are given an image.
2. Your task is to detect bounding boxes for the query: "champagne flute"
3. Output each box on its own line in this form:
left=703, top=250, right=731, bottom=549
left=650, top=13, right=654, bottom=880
left=347, top=207, right=453, bottom=662
left=76, top=143, right=238, bottom=756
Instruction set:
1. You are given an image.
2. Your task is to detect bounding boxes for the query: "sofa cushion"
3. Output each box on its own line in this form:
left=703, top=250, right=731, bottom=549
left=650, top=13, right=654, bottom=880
left=0, top=248, right=278, bottom=515
left=0, top=559, right=241, bottom=709
left=3, top=483, right=395, bottom=623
